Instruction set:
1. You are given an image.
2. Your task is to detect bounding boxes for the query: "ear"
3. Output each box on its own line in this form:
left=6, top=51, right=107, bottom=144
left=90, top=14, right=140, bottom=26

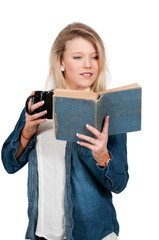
left=60, top=58, right=64, bottom=67
left=60, top=59, right=65, bottom=72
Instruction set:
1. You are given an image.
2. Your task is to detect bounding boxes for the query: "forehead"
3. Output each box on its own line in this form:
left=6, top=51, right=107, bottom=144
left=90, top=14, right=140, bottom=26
left=64, top=37, right=97, bottom=53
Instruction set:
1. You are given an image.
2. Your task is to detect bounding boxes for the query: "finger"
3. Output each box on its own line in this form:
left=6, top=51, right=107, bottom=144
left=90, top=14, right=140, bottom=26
left=77, top=140, right=96, bottom=151
left=25, top=115, right=47, bottom=129
left=29, top=118, right=47, bottom=127
left=30, top=100, right=45, bottom=113
left=26, top=110, right=47, bottom=120
left=86, top=124, right=101, bottom=138
left=102, top=116, right=109, bottom=136
left=28, top=91, right=35, bottom=113
left=76, top=133, right=95, bottom=145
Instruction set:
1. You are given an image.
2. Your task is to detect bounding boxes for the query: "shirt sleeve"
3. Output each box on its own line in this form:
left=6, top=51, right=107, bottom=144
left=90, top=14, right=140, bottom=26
left=77, top=133, right=129, bottom=194
left=94, top=134, right=129, bottom=193
left=1, top=108, right=36, bottom=174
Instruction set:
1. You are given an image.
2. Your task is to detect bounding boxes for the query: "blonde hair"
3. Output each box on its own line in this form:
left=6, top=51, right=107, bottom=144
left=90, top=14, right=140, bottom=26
left=45, top=22, right=107, bottom=92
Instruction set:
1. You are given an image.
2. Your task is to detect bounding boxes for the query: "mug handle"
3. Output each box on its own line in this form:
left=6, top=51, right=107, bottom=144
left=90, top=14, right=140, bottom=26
left=25, top=95, right=35, bottom=115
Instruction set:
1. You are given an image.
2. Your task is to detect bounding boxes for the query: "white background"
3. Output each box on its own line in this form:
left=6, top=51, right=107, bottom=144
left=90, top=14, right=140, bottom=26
left=0, top=0, right=159, bottom=239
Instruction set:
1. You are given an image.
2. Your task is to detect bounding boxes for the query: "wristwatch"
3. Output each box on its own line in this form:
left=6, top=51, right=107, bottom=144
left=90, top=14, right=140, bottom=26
left=97, top=155, right=111, bottom=168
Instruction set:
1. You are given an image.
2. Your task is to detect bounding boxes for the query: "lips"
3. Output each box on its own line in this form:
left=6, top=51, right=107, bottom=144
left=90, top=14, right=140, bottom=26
left=80, top=72, right=93, bottom=78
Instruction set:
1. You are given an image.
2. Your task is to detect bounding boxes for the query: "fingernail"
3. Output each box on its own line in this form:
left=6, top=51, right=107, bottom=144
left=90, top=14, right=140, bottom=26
left=86, top=124, right=89, bottom=127
left=77, top=141, right=80, bottom=144
left=76, top=133, right=79, bottom=137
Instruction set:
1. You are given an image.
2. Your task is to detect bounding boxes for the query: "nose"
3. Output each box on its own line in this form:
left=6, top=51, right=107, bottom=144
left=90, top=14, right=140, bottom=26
left=83, top=57, right=91, bottom=68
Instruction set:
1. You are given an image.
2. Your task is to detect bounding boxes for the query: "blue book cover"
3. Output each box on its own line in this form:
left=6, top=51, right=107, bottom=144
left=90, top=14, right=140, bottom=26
left=53, top=83, right=141, bottom=141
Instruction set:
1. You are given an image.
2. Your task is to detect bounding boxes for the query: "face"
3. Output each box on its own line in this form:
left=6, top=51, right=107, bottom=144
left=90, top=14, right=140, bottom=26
left=61, top=37, right=99, bottom=90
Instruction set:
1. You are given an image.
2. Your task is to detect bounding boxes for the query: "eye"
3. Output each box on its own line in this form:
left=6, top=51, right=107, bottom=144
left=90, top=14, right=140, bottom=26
left=91, top=55, right=99, bottom=60
left=73, top=56, right=82, bottom=60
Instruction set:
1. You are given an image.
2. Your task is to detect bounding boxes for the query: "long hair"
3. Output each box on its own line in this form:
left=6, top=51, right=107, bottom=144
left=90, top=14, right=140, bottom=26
left=45, top=22, right=108, bottom=92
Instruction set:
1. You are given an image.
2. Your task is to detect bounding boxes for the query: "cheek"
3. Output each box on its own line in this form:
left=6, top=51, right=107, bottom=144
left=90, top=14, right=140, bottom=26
left=64, top=59, right=78, bottom=73
left=92, top=59, right=99, bottom=69
left=96, top=61, right=100, bottom=70
left=64, top=64, right=78, bottom=81
left=94, top=63, right=99, bottom=75
left=65, top=65, right=80, bottom=78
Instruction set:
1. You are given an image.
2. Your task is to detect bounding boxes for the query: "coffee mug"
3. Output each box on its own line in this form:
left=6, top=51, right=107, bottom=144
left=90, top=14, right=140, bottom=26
left=25, top=90, right=54, bottom=119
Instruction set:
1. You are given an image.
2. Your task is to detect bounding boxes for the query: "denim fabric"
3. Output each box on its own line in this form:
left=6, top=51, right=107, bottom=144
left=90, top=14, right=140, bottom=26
left=1, top=109, right=129, bottom=240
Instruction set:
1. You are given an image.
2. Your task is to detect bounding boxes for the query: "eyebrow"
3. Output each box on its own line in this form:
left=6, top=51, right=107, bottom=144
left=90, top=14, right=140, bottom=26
left=72, top=51, right=98, bottom=54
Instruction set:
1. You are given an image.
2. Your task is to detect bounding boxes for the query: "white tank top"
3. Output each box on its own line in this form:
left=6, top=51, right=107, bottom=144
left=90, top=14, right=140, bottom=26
left=35, top=120, right=66, bottom=240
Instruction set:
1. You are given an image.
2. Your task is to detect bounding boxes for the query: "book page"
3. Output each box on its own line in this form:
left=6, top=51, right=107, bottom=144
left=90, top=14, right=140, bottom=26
left=99, top=83, right=141, bottom=95
left=54, top=83, right=141, bottom=102
left=54, top=88, right=98, bottom=101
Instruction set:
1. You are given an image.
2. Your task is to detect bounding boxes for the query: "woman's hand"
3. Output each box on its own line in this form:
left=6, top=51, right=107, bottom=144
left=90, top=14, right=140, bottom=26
left=76, top=116, right=110, bottom=166
left=15, top=92, right=47, bottom=160
left=23, top=91, right=47, bottom=139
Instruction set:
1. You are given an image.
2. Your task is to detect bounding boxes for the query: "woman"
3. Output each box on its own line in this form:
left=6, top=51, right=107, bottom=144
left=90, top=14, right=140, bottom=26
left=1, top=22, right=129, bottom=240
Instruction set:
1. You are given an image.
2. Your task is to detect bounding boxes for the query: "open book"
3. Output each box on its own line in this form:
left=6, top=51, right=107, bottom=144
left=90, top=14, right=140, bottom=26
left=53, top=83, right=142, bottom=141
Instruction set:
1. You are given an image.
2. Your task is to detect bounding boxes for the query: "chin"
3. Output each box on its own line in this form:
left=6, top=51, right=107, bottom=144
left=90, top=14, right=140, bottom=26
left=77, top=85, right=92, bottom=91
left=79, top=80, right=95, bottom=90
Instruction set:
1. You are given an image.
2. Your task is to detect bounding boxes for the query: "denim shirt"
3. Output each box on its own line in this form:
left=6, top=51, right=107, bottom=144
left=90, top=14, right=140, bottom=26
left=1, top=109, right=129, bottom=240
